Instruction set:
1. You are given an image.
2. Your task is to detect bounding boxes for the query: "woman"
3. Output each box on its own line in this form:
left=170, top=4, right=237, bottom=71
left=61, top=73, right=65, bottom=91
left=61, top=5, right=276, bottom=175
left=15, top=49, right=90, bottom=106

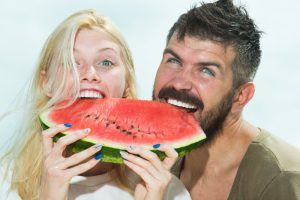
left=0, top=9, right=190, bottom=200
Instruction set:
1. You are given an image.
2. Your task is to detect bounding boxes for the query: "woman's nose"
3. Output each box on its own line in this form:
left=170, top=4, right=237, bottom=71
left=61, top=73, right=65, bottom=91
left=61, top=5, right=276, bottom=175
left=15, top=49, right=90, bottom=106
left=80, top=65, right=101, bottom=83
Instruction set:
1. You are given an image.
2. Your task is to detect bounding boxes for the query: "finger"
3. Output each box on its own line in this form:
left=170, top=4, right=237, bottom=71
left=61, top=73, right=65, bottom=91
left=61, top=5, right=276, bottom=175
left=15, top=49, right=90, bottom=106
left=57, top=144, right=102, bottom=169
left=125, top=146, right=164, bottom=172
left=52, top=128, right=90, bottom=155
left=42, top=123, right=72, bottom=155
left=120, top=151, right=161, bottom=179
left=154, top=144, right=178, bottom=170
left=66, top=153, right=102, bottom=177
left=123, top=159, right=157, bottom=186
left=134, top=183, right=147, bottom=200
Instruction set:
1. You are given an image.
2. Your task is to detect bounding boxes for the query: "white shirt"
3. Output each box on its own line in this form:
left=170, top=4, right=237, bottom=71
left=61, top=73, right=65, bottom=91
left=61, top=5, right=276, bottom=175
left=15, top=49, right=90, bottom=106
left=0, top=167, right=191, bottom=200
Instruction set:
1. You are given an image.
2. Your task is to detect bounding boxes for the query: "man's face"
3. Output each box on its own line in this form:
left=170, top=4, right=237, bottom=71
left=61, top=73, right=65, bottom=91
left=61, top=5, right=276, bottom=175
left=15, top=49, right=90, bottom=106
left=153, top=35, right=236, bottom=140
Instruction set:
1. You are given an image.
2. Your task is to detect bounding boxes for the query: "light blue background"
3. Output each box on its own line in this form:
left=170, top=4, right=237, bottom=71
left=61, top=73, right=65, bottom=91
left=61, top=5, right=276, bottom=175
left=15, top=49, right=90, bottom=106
left=0, top=0, right=299, bottom=151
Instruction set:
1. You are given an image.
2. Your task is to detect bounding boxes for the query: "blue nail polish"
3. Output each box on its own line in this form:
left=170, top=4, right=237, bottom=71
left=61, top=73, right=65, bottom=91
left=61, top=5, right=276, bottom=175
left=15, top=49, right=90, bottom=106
left=153, top=143, right=160, bottom=149
left=64, top=123, right=72, bottom=128
left=95, top=152, right=103, bottom=160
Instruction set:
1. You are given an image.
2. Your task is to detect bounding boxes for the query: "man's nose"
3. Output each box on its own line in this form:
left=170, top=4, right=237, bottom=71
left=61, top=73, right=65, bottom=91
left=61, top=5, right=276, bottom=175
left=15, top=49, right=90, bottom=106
left=172, top=70, right=193, bottom=91
left=80, top=65, right=101, bottom=83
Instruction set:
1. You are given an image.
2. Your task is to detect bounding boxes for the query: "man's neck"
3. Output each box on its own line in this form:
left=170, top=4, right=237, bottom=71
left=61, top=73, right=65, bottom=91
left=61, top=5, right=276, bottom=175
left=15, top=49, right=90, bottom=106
left=181, top=117, right=259, bottom=198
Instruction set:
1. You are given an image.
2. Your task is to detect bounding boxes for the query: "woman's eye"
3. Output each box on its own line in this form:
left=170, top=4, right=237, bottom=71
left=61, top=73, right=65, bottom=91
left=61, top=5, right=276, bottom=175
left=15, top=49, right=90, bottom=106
left=99, top=59, right=113, bottom=67
left=202, top=68, right=215, bottom=77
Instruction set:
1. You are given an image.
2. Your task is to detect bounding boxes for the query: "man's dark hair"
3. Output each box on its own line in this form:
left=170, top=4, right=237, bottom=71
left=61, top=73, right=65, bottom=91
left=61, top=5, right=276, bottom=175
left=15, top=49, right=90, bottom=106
left=167, top=0, right=262, bottom=88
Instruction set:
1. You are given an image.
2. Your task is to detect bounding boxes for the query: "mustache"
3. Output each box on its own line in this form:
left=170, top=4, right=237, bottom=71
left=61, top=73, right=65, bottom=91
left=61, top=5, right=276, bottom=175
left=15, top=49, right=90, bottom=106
left=157, top=87, right=204, bottom=110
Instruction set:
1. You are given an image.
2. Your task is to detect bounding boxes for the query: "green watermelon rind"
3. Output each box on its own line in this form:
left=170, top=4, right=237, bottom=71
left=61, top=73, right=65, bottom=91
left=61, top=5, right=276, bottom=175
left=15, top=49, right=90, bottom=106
left=39, top=109, right=207, bottom=164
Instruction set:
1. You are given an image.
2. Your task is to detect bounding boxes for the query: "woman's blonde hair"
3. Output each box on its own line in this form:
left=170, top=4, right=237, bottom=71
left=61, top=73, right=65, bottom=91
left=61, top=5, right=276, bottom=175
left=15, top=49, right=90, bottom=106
left=1, top=9, right=137, bottom=199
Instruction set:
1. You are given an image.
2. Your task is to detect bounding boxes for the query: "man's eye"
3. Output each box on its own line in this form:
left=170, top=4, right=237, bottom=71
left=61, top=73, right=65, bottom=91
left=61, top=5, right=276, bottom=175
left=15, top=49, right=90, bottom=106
left=99, top=59, right=113, bottom=67
left=202, top=68, right=215, bottom=77
left=167, top=58, right=181, bottom=65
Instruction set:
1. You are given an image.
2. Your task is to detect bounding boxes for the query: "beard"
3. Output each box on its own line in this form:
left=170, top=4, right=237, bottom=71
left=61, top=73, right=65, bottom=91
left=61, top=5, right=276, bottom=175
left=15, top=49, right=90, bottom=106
left=199, top=89, right=235, bottom=141
left=152, top=87, right=235, bottom=142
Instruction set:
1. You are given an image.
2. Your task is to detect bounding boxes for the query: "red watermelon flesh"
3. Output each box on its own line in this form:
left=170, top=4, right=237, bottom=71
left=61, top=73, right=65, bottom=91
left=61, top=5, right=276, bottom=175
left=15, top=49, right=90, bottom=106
left=39, top=98, right=206, bottom=163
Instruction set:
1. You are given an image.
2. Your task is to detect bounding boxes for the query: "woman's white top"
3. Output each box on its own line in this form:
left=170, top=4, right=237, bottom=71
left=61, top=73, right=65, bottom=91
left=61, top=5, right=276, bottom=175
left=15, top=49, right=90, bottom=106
left=0, top=166, right=191, bottom=200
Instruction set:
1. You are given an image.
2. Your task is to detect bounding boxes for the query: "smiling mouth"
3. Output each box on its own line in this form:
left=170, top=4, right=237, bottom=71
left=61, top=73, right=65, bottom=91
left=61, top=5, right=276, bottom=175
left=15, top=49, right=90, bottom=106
left=79, top=90, right=105, bottom=99
left=162, top=98, right=198, bottom=113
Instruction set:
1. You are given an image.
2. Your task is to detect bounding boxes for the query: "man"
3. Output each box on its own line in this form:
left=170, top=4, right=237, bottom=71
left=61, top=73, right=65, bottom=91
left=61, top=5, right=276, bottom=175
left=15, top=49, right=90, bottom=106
left=152, top=0, right=300, bottom=199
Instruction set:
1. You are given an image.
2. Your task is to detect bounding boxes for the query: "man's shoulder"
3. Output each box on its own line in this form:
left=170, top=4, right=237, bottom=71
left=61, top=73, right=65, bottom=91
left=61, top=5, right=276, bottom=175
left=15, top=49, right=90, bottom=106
left=229, top=129, right=300, bottom=200
left=247, top=128, right=300, bottom=172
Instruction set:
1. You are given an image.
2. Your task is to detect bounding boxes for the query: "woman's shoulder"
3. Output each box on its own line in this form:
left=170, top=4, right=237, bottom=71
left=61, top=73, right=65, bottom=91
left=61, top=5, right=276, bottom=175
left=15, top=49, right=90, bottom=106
left=165, top=174, right=191, bottom=200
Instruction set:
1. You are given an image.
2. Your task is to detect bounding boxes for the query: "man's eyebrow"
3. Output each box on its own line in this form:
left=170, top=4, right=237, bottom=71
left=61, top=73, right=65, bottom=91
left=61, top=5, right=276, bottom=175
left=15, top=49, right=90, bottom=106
left=163, top=48, right=182, bottom=61
left=197, top=61, right=221, bottom=69
left=163, top=48, right=222, bottom=70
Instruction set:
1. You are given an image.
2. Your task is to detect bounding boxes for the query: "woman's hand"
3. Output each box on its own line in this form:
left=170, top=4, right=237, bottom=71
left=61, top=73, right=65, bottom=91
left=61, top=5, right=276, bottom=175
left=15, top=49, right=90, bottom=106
left=39, top=123, right=102, bottom=200
left=120, top=144, right=178, bottom=200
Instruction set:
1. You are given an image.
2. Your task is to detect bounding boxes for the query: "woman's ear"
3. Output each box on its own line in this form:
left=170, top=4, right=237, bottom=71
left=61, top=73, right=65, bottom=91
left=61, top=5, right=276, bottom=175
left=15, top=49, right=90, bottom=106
left=40, top=70, right=52, bottom=97
left=231, top=82, right=255, bottom=113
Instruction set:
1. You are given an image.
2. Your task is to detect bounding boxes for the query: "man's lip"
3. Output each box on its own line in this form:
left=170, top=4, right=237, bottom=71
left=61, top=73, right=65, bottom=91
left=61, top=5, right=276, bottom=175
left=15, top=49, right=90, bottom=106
left=158, top=97, right=168, bottom=103
left=158, top=97, right=199, bottom=113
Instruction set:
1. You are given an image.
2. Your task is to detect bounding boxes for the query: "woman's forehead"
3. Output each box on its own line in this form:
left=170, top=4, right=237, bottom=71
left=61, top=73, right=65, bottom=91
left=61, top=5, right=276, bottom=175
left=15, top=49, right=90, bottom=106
left=74, top=28, right=121, bottom=55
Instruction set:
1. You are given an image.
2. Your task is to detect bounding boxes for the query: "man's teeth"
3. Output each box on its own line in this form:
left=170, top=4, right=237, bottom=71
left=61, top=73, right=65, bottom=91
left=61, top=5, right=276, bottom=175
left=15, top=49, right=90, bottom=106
left=167, top=99, right=197, bottom=109
left=79, top=91, right=103, bottom=98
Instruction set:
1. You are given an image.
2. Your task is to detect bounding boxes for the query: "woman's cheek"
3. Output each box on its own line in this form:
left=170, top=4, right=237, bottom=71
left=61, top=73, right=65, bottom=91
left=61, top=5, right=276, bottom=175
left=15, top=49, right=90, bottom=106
left=105, top=68, right=126, bottom=98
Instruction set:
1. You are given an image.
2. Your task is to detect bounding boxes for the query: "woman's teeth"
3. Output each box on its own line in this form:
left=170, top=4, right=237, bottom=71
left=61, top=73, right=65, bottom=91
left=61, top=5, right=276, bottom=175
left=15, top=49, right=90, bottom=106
left=167, top=98, right=197, bottom=109
left=79, top=91, right=103, bottom=98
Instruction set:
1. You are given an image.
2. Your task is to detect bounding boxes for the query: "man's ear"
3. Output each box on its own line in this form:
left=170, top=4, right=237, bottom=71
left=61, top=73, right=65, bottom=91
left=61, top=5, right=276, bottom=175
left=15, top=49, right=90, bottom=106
left=231, top=82, right=255, bottom=113
left=40, top=70, right=52, bottom=97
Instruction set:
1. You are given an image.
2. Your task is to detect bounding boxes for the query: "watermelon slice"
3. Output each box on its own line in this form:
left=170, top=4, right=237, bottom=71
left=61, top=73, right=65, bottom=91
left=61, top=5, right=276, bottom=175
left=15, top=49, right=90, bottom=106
left=39, top=98, right=206, bottom=163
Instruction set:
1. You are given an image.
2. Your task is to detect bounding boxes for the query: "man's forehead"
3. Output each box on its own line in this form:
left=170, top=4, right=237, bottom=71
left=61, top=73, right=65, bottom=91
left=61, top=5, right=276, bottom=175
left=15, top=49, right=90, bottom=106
left=167, top=35, right=235, bottom=63
left=168, top=34, right=234, bottom=54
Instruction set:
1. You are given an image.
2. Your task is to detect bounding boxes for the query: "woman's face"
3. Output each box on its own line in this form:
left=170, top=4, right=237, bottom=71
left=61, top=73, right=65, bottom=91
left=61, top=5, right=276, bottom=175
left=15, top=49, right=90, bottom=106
left=74, top=28, right=126, bottom=99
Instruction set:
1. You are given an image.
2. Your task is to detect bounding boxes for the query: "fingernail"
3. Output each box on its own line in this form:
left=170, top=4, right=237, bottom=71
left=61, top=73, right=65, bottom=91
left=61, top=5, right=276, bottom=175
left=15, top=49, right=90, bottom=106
left=120, top=151, right=128, bottom=157
left=84, top=128, right=91, bottom=133
left=95, top=152, right=103, bottom=160
left=94, top=144, right=102, bottom=150
left=64, top=123, right=72, bottom=128
left=153, top=143, right=160, bottom=149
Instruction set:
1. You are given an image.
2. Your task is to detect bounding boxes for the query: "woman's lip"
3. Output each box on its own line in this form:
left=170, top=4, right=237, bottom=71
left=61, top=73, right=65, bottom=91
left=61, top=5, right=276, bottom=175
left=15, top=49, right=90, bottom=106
left=80, top=88, right=106, bottom=97
left=80, top=88, right=101, bottom=92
